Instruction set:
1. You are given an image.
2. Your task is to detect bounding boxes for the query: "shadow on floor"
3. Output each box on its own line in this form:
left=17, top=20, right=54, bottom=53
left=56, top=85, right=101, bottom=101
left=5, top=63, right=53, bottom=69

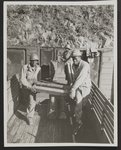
left=75, top=103, right=100, bottom=143
left=14, top=110, right=28, bottom=124
left=15, top=99, right=49, bottom=125
left=34, top=99, right=72, bottom=143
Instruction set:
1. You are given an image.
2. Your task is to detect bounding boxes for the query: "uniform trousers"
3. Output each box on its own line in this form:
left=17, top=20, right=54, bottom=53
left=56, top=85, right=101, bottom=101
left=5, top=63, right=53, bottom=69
left=75, top=87, right=90, bottom=124
left=23, top=89, right=36, bottom=119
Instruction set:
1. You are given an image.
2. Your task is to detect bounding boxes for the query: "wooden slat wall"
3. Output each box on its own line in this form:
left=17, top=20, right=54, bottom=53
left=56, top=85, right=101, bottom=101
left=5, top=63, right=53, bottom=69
left=89, top=82, right=114, bottom=143
left=7, top=46, right=28, bottom=121
left=99, top=49, right=113, bottom=100
left=7, top=74, right=20, bottom=121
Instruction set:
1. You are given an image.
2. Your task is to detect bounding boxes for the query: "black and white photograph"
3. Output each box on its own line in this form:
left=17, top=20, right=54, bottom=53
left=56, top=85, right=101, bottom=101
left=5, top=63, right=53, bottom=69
left=4, top=0, right=117, bottom=147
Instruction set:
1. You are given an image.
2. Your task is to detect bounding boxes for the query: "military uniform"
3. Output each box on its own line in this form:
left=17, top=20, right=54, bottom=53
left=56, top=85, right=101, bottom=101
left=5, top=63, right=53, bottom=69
left=72, top=60, right=91, bottom=98
left=64, top=58, right=74, bottom=85
left=20, top=54, right=41, bottom=124
left=70, top=50, right=91, bottom=125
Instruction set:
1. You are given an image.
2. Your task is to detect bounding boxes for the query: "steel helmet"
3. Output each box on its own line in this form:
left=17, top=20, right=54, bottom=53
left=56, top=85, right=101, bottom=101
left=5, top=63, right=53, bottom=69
left=63, top=50, right=71, bottom=60
left=30, top=53, right=39, bottom=61
left=71, top=49, right=83, bottom=57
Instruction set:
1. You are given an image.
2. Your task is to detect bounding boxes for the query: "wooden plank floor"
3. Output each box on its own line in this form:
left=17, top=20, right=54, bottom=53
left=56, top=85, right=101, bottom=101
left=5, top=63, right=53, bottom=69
left=7, top=98, right=72, bottom=143
left=7, top=92, right=100, bottom=144
left=75, top=103, right=100, bottom=143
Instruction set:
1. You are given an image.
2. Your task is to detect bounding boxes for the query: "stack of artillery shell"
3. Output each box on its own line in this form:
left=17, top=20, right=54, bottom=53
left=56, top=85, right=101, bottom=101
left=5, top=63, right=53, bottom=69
left=35, top=81, right=69, bottom=95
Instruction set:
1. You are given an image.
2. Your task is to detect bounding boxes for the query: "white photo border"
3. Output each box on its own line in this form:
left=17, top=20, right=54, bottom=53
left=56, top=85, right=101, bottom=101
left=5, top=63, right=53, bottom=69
left=4, top=0, right=118, bottom=147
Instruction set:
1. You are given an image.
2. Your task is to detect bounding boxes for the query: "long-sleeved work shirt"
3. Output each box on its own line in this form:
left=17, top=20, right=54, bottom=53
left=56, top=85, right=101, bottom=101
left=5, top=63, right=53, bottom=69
left=20, top=64, right=41, bottom=89
left=64, top=58, right=74, bottom=84
left=71, top=60, right=91, bottom=91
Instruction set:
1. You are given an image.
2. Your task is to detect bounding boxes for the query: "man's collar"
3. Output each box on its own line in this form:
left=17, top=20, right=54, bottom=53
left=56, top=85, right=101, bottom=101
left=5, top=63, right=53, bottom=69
left=73, top=60, right=82, bottom=70
left=27, top=64, right=36, bottom=71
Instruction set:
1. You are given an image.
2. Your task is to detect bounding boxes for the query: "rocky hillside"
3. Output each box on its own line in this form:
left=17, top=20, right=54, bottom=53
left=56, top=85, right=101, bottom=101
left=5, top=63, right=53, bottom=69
left=7, top=5, right=114, bottom=49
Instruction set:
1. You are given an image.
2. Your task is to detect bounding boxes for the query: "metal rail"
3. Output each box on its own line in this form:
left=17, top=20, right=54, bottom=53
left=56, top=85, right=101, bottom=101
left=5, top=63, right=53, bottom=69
left=88, top=82, right=114, bottom=143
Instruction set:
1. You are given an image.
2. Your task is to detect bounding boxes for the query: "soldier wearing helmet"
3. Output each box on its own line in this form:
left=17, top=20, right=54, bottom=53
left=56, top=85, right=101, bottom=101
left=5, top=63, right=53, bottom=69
left=69, top=49, right=91, bottom=133
left=62, top=49, right=73, bottom=85
left=20, top=53, right=41, bottom=125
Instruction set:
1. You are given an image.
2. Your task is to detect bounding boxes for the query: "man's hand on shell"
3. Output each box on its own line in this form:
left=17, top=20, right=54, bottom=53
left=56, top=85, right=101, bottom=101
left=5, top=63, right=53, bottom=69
left=31, top=86, right=37, bottom=93
left=69, top=88, right=76, bottom=99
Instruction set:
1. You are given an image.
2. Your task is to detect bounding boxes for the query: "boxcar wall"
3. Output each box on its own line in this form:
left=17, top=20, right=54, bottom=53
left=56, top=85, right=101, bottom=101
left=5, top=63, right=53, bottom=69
left=98, top=48, right=114, bottom=102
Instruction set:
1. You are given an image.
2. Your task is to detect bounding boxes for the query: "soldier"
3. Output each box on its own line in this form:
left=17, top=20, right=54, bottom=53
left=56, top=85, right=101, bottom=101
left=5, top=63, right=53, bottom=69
left=20, top=53, right=41, bottom=125
left=62, top=49, right=73, bottom=85
left=47, top=52, right=67, bottom=119
left=69, top=50, right=91, bottom=131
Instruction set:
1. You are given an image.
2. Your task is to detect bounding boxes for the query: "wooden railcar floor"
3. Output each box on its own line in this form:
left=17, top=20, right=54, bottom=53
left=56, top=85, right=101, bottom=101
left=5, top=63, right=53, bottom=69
left=7, top=96, right=99, bottom=144
left=7, top=99, right=72, bottom=143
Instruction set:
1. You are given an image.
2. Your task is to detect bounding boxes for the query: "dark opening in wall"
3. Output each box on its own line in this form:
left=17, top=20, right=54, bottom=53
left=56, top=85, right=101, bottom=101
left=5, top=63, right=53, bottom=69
left=41, top=65, right=50, bottom=81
